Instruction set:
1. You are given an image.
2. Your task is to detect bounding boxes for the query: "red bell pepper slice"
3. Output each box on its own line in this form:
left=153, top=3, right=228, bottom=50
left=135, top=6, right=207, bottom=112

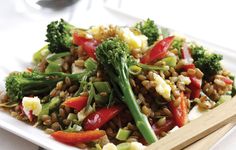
left=169, top=92, right=188, bottom=127
left=181, top=44, right=202, bottom=99
left=152, top=119, right=176, bottom=136
left=218, top=76, right=233, bottom=84
left=141, top=36, right=175, bottom=64
left=73, top=33, right=91, bottom=45
left=73, top=33, right=99, bottom=60
left=63, top=96, right=88, bottom=111
left=82, top=40, right=98, bottom=60
left=51, top=130, right=106, bottom=145
left=189, top=76, right=202, bottom=89
left=181, top=63, right=195, bottom=71
left=83, top=105, right=124, bottom=130
left=189, top=77, right=201, bottom=99
left=189, top=84, right=201, bottom=98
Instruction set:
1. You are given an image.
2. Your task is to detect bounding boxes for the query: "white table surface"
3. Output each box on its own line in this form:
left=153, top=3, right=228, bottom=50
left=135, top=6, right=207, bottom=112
left=0, top=0, right=236, bottom=149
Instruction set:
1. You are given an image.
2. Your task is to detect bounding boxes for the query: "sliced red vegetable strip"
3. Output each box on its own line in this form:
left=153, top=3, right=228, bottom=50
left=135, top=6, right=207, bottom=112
left=181, top=44, right=202, bottom=99
left=63, top=96, right=88, bottom=111
left=83, top=105, right=124, bottom=130
left=189, top=84, right=201, bottom=99
left=73, top=33, right=91, bottom=45
left=189, top=76, right=202, bottom=89
left=51, top=130, right=106, bottom=145
left=73, top=33, right=99, bottom=60
left=141, top=36, right=175, bottom=64
left=189, top=78, right=201, bottom=99
left=152, top=119, right=176, bottom=136
left=82, top=40, right=98, bottom=60
left=181, top=63, right=195, bottom=71
left=218, top=76, right=233, bottom=84
left=169, top=92, right=188, bottom=127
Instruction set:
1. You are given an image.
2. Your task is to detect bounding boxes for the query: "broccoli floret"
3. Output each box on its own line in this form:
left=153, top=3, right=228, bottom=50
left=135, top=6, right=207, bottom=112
left=96, top=37, right=157, bottom=144
left=194, top=54, right=222, bottom=76
left=6, top=58, right=97, bottom=102
left=135, top=19, right=159, bottom=46
left=191, top=45, right=205, bottom=60
left=46, top=19, right=75, bottom=53
left=191, top=45, right=223, bottom=77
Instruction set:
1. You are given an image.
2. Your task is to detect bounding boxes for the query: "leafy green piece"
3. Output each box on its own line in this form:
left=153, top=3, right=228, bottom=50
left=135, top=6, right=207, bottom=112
left=65, top=123, right=82, bottom=132
left=93, top=82, right=111, bottom=93
left=33, top=45, right=50, bottom=64
left=86, top=82, right=95, bottom=111
left=74, top=58, right=98, bottom=96
left=93, top=82, right=112, bottom=105
left=137, top=63, right=169, bottom=71
left=171, top=37, right=185, bottom=51
left=116, top=129, right=131, bottom=141
left=45, top=59, right=63, bottom=73
left=46, top=52, right=70, bottom=61
left=84, top=57, right=98, bottom=71
left=48, top=96, right=61, bottom=109
left=45, top=52, right=71, bottom=73
left=171, top=37, right=185, bottom=57
left=38, top=103, right=50, bottom=120
left=161, top=56, right=177, bottom=67
left=67, top=113, right=78, bottom=121
left=38, top=96, right=60, bottom=120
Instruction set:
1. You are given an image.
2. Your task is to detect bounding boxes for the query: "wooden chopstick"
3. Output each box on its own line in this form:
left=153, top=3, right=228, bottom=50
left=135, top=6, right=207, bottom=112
left=147, top=96, right=236, bottom=150
left=184, top=123, right=235, bottom=150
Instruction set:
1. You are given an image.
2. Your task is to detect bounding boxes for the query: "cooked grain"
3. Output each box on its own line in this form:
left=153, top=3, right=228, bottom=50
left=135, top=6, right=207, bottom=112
left=162, top=107, right=172, bottom=117
left=137, top=74, right=146, bottom=81
left=156, top=117, right=166, bottom=127
left=51, top=122, right=61, bottom=131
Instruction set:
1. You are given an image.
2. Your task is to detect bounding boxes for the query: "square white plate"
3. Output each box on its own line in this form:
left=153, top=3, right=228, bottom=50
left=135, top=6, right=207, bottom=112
left=0, top=2, right=236, bottom=149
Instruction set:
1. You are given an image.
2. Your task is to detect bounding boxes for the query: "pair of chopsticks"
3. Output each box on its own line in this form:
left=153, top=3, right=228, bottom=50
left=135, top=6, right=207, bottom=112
left=147, top=96, right=236, bottom=150
left=185, top=123, right=235, bottom=149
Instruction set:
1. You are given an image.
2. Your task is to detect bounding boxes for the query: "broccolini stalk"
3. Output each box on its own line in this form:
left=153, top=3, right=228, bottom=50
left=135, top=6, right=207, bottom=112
left=6, top=72, right=80, bottom=102
left=6, top=58, right=97, bottom=102
left=96, top=38, right=157, bottom=144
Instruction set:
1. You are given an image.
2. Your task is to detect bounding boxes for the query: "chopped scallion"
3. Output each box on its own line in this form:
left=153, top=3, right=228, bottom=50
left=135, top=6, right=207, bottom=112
left=116, top=129, right=131, bottom=141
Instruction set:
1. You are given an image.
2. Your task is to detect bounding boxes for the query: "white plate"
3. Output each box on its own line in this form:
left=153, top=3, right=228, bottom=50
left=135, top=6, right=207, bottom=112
left=0, top=4, right=236, bottom=150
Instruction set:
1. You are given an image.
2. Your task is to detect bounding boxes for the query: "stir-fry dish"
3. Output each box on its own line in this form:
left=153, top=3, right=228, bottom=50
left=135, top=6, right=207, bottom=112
left=0, top=19, right=235, bottom=150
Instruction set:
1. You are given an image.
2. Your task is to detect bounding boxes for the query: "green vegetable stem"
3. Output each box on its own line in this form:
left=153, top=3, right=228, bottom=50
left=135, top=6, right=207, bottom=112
left=96, top=37, right=157, bottom=144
